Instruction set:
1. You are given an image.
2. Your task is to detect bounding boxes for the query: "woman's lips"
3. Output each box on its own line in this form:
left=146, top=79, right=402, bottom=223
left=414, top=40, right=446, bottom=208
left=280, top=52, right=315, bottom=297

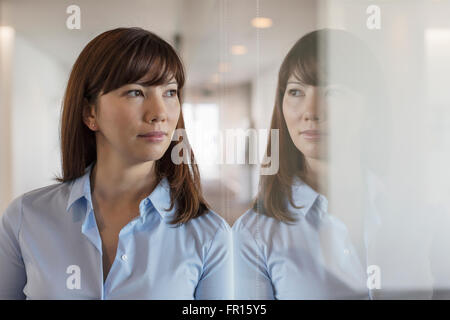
left=137, top=131, right=167, bottom=142
left=300, top=129, right=324, bottom=141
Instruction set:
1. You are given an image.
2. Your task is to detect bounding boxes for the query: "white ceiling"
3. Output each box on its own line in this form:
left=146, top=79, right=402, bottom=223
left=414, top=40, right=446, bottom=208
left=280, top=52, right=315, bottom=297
left=1, top=0, right=318, bottom=88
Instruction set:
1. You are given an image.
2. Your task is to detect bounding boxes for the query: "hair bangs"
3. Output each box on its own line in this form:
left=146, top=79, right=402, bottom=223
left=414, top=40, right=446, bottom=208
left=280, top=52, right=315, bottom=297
left=291, top=55, right=318, bottom=87
left=101, top=32, right=185, bottom=95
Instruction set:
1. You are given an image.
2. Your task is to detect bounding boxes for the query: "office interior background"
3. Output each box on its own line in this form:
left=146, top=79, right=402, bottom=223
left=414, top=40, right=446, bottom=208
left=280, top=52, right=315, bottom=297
left=1, top=2, right=450, bottom=294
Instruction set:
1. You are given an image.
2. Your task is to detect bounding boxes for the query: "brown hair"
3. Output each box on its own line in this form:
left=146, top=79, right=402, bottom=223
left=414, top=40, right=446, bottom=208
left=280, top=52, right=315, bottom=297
left=56, top=27, right=209, bottom=225
left=253, top=29, right=388, bottom=223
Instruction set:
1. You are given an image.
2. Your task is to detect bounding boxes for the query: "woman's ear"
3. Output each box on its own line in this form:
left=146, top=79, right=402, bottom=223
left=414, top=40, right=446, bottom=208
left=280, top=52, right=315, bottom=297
left=83, top=98, right=98, bottom=131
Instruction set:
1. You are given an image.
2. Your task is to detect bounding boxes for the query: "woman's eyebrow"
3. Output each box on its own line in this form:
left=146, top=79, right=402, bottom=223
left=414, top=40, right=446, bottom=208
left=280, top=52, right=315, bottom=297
left=287, top=81, right=304, bottom=85
left=130, top=81, right=147, bottom=87
left=129, top=80, right=178, bottom=86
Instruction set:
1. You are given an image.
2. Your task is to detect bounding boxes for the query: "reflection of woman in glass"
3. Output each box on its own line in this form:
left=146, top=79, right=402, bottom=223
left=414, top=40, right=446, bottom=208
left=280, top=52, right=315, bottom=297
left=233, top=29, right=386, bottom=299
left=0, top=28, right=231, bottom=299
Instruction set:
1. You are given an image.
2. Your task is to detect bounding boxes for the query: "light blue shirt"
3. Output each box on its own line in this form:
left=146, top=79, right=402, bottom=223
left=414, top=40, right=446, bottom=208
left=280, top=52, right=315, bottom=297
left=0, top=163, right=232, bottom=300
left=232, top=177, right=369, bottom=299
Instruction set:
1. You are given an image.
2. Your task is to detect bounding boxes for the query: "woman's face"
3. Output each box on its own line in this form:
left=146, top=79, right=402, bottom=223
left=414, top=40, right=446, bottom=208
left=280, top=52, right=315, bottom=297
left=85, top=76, right=180, bottom=165
left=282, top=73, right=364, bottom=163
left=282, top=74, right=329, bottom=161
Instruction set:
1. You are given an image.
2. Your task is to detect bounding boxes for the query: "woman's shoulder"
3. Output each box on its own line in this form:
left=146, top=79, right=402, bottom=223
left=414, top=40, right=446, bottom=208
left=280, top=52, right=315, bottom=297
left=2, top=181, right=72, bottom=221
left=232, top=179, right=319, bottom=233
left=174, top=208, right=230, bottom=251
left=232, top=206, right=282, bottom=233
left=21, top=181, right=71, bottom=206
left=185, top=208, right=231, bottom=236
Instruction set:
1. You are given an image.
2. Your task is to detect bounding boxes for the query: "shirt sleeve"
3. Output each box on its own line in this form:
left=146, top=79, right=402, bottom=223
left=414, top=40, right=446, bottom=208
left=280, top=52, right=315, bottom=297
left=0, top=196, right=27, bottom=299
left=232, top=217, right=274, bottom=300
left=194, top=221, right=233, bottom=300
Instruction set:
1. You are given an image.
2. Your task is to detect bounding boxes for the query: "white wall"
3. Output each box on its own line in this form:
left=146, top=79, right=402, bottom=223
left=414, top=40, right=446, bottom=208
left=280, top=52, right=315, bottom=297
left=11, top=34, right=67, bottom=198
left=0, top=31, right=67, bottom=214
left=0, top=26, right=15, bottom=214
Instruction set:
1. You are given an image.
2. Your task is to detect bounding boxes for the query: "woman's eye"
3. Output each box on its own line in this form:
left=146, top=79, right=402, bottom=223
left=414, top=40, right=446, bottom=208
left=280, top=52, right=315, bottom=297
left=127, top=89, right=144, bottom=97
left=288, top=89, right=305, bottom=97
left=165, top=89, right=178, bottom=97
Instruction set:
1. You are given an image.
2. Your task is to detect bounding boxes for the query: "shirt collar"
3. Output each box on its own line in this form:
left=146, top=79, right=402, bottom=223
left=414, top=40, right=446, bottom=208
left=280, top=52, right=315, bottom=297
left=66, top=163, right=176, bottom=221
left=289, top=176, right=326, bottom=217
left=66, top=162, right=94, bottom=213
left=145, top=176, right=176, bottom=221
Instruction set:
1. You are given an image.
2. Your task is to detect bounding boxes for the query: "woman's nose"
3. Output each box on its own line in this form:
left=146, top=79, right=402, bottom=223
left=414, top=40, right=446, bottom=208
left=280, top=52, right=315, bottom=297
left=145, top=93, right=167, bottom=123
left=304, top=89, right=326, bottom=122
left=304, top=109, right=320, bottom=121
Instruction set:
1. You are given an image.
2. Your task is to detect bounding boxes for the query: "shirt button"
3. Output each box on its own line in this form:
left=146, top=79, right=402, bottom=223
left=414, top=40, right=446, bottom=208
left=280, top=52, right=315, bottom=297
left=121, top=254, right=128, bottom=262
left=144, top=199, right=150, bottom=205
left=343, top=249, right=350, bottom=255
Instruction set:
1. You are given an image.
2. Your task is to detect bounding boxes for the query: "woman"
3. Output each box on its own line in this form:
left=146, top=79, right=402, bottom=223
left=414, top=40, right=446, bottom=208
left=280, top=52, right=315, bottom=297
left=0, top=27, right=231, bottom=299
left=232, top=29, right=387, bottom=299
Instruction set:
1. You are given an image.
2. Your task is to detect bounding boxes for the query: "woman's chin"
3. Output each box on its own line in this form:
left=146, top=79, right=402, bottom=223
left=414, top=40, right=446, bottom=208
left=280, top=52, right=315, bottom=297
left=299, top=148, right=327, bottom=161
left=128, top=151, right=166, bottom=164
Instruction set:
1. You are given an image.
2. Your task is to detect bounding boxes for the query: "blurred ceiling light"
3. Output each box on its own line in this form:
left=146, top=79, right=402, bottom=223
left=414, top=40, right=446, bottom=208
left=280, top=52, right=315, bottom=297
left=251, top=17, right=273, bottom=29
left=0, top=26, right=15, bottom=57
left=0, top=26, right=15, bottom=41
left=231, top=45, right=247, bottom=55
left=218, top=62, right=229, bottom=73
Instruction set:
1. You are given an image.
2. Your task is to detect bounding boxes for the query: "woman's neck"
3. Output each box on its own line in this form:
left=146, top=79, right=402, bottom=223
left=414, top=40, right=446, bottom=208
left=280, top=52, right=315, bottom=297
left=303, top=157, right=329, bottom=198
left=90, top=157, right=158, bottom=209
